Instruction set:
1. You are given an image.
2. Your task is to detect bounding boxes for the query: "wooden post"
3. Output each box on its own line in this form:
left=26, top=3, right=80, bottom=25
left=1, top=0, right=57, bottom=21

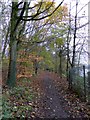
left=87, top=71, right=90, bottom=104
left=83, top=65, right=86, bottom=102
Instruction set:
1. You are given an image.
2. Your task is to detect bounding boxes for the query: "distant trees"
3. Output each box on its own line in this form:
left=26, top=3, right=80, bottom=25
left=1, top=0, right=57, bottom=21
left=3, top=0, right=65, bottom=87
left=66, top=0, right=88, bottom=81
left=2, top=0, right=88, bottom=88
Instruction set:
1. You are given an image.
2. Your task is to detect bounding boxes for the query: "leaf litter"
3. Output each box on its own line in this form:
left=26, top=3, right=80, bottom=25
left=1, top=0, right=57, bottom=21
left=2, top=71, right=90, bottom=118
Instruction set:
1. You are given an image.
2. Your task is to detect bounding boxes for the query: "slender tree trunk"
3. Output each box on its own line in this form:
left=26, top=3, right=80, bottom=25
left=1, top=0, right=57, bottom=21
left=55, top=51, right=58, bottom=73
left=59, top=49, right=62, bottom=78
left=72, top=0, right=78, bottom=68
left=66, top=2, right=71, bottom=81
left=66, top=57, right=69, bottom=81
left=2, top=23, right=10, bottom=59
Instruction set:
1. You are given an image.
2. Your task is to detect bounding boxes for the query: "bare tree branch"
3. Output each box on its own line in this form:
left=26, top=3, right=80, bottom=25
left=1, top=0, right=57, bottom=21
left=14, top=2, right=27, bottom=32
left=22, top=0, right=54, bottom=19
left=22, top=0, right=64, bottom=21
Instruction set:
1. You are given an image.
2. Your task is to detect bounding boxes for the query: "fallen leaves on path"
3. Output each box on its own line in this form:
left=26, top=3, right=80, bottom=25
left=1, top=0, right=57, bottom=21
left=2, top=71, right=90, bottom=118
left=49, top=72, right=90, bottom=118
left=31, top=71, right=90, bottom=118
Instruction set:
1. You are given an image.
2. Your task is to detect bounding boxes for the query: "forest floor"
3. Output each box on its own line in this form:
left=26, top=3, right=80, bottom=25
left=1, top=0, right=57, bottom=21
left=31, top=71, right=90, bottom=118
left=2, top=70, right=90, bottom=118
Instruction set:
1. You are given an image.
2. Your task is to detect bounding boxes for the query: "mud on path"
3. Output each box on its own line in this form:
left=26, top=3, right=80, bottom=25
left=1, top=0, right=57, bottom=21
left=31, top=71, right=70, bottom=118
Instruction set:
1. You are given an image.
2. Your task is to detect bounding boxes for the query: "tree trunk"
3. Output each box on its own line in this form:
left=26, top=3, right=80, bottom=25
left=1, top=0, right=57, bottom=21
left=55, top=51, right=58, bottom=73
left=59, top=49, right=62, bottom=78
left=7, top=2, right=18, bottom=87
left=72, top=1, right=78, bottom=68
left=7, top=41, right=17, bottom=87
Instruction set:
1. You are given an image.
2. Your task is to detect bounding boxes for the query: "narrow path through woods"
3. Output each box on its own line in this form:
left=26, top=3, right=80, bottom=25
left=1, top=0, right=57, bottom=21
left=31, top=71, right=90, bottom=118
left=31, top=71, right=70, bottom=118
left=38, top=76, right=68, bottom=118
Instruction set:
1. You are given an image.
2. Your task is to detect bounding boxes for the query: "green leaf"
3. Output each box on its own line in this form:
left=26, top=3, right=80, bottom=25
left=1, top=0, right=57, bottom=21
left=56, top=38, right=64, bottom=45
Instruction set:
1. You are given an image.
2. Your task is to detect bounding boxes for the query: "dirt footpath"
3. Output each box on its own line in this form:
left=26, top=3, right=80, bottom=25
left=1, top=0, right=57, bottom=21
left=31, top=71, right=90, bottom=118
left=31, top=71, right=70, bottom=118
left=39, top=76, right=69, bottom=118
